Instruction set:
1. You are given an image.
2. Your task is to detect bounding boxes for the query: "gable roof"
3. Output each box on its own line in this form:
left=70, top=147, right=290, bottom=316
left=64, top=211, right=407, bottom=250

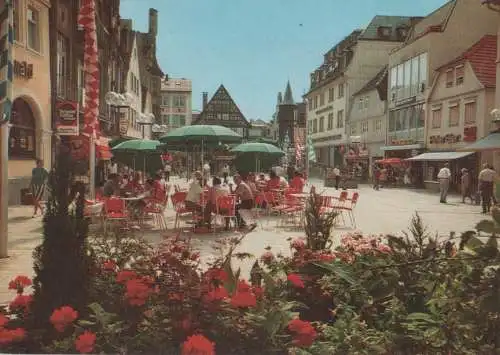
left=194, top=85, right=250, bottom=128
left=353, top=66, right=389, bottom=100
left=359, top=15, right=422, bottom=41
left=404, top=0, right=456, bottom=44
left=437, top=35, right=497, bottom=88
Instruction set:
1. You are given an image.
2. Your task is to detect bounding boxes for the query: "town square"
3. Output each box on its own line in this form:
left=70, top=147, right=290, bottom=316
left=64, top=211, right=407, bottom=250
left=1, top=0, right=500, bottom=353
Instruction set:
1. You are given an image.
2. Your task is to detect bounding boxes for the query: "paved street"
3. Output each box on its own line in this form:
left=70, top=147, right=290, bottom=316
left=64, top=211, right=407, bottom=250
left=0, top=177, right=488, bottom=304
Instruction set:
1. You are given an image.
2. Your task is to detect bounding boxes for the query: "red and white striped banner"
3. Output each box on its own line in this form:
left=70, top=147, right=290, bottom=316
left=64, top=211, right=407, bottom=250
left=78, top=0, right=100, bottom=138
left=294, top=127, right=306, bottom=163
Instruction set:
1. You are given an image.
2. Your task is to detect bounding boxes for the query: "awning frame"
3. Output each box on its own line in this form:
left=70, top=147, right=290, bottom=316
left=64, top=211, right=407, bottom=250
left=406, top=151, right=474, bottom=162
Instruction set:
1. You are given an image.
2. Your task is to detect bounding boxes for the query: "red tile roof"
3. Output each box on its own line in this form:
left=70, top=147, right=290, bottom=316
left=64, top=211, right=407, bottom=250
left=440, top=35, right=497, bottom=88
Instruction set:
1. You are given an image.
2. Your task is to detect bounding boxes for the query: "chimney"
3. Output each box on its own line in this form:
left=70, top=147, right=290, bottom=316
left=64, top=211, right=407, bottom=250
left=202, top=92, right=208, bottom=110
left=149, top=8, right=158, bottom=36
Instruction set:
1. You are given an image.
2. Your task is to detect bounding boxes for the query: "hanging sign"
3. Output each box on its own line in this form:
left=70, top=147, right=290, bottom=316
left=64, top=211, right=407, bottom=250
left=56, top=100, right=79, bottom=136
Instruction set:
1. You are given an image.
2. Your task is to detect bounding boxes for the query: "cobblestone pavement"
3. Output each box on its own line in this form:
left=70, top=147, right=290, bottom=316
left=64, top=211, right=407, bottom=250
left=0, top=177, right=488, bottom=304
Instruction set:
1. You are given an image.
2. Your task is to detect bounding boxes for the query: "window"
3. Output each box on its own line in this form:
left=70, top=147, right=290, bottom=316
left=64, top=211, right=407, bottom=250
left=13, top=0, right=20, bottom=42
left=396, top=64, right=404, bottom=99
left=390, top=66, right=397, bottom=102
left=419, top=53, right=428, bottom=89
left=361, top=121, right=368, bottom=133
left=410, top=56, right=419, bottom=96
left=319, top=116, right=325, bottom=132
left=77, top=60, right=85, bottom=107
left=448, top=104, right=459, bottom=127
left=313, top=119, right=318, bottom=133
left=160, top=114, right=168, bottom=125
left=431, top=107, right=442, bottom=129
left=338, top=83, right=344, bottom=98
left=9, top=99, right=36, bottom=159
left=403, top=60, right=411, bottom=98
left=314, top=96, right=318, bottom=109
left=319, top=92, right=325, bottom=106
left=445, top=69, right=454, bottom=88
left=357, top=97, right=364, bottom=110
left=327, top=112, right=334, bottom=130
left=328, top=87, right=334, bottom=102
left=364, top=96, right=369, bottom=109
left=350, top=123, right=357, bottom=135
left=389, top=111, right=396, bottom=132
left=374, top=119, right=382, bottom=132
left=162, top=95, right=169, bottom=106
left=464, top=101, right=476, bottom=124
left=336, top=109, right=344, bottom=128
left=173, top=95, right=185, bottom=107
left=455, top=65, right=464, bottom=85
left=308, top=99, right=312, bottom=111
left=27, top=7, right=40, bottom=52
left=56, top=33, right=68, bottom=98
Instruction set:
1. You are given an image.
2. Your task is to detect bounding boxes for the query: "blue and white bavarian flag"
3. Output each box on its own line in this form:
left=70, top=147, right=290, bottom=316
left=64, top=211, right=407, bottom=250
left=307, top=134, right=316, bottom=163
left=0, top=0, right=13, bottom=126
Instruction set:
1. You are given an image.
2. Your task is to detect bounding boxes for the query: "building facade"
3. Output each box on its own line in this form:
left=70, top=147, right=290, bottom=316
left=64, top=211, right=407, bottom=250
left=305, top=15, right=418, bottom=167
left=193, top=85, right=250, bottom=138
left=385, top=0, right=499, bottom=159
left=160, top=78, right=192, bottom=131
left=349, top=66, right=388, bottom=169
left=5, top=0, right=51, bottom=205
left=424, top=35, right=496, bottom=181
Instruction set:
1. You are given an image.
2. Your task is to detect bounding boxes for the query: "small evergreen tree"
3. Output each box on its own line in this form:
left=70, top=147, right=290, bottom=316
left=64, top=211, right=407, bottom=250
left=30, top=141, right=94, bottom=332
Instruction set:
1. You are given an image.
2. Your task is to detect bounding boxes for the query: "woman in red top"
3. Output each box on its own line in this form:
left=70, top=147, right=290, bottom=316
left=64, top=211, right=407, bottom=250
left=266, top=170, right=281, bottom=190
left=290, top=172, right=305, bottom=192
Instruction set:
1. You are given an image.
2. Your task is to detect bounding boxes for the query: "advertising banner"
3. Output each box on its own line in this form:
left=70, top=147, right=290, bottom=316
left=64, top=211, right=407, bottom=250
left=56, top=100, right=79, bottom=136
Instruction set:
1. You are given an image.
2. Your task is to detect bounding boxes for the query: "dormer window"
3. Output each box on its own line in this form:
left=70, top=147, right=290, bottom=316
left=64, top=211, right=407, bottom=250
left=455, top=65, right=464, bottom=85
left=378, top=26, right=392, bottom=37
left=445, top=69, right=454, bottom=88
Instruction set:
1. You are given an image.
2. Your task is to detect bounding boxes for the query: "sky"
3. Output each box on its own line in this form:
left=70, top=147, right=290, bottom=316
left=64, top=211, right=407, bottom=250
left=120, top=0, right=448, bottom=121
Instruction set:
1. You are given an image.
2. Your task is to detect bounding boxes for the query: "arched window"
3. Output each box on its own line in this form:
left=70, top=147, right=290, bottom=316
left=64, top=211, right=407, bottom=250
left=9, top=98, right=36, bottom=159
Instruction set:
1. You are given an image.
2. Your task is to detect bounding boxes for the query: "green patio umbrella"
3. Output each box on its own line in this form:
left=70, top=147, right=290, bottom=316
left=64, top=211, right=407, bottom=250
left=231, top=142, right=285, bottom=173
left=457, top=132, right=500, bottom=152
left=111, top=139, right=163, bottom=175
left=159, top=125, right=243, bottom=171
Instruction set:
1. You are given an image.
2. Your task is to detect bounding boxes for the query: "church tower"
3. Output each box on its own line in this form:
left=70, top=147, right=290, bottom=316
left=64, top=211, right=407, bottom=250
left=277, top=81, right=297, bottom=146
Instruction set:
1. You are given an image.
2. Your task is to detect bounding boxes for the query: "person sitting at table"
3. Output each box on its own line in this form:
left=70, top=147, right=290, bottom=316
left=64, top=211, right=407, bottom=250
left=246, top=173, right=258, bottom=196
left=256, top=173, right=267, bottom=191
left=204, top=176, right=229, bottom=229
left=185, top=171, right=204, bottom=223
left=290, top=171, right=305, bottom=192
left=267, top=170, right=281, bottom=191
left=230, top=174, right=257, bottom=230
left=103, top=174, right=120, bottom=197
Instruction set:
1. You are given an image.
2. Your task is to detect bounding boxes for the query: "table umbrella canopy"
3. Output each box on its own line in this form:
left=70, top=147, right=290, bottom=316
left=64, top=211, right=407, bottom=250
left=457, top=132, right=500, bottom=152
left=231, top=142, right=285, bottom=156
left=111, top=139, right=161, bottom=152
left=375, top=158, right=403, bottom=165
left=159, top=125, right=243, bottom=144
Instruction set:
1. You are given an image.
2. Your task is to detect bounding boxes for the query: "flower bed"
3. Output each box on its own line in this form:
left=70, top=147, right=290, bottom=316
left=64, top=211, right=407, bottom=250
left=2, top=189, right=500, bottom=354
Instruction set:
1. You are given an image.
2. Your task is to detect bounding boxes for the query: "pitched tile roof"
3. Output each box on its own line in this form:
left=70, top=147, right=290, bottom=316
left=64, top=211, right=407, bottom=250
left=405, top=0, right=456, bottom=44
left=438, top=35, right=497, bottom=88
left=359, top=15, right=423, bottom=41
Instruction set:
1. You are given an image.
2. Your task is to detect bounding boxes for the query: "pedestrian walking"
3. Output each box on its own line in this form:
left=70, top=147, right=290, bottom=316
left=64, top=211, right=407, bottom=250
left=222, top=163, right=230, bottom=184
left=373, top=165, right=381, bottom=190
left=164, top=163, right=171, bottom=182
left=30, top=159, right=49, bottom=217
left=460, top=168, right=472, bottom=203
left=478, top=164, right=496, bottom=214
left=333, top=166, right=341, bottom=190
left=437, top=163, right=451, bottom=203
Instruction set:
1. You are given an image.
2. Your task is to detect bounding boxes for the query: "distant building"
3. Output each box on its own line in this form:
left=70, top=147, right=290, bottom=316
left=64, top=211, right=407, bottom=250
left=160, top=78, right=193, bottom=132
left=193, top=85, right=250, bottom=137
left=248, top=119, right=272, bottom=140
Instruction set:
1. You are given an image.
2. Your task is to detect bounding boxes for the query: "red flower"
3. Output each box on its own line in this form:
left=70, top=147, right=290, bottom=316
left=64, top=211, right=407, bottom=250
left=236, top=280, right=251, bottom=292
left=125, top=279, right=152, bottom=306
left=182, top=334, right=215, bottom=355
left=0, top=314, right=9, bottom=327
left=0, top=327, right=25, bottom=345
left=204, top=268, right=228, bottom=283
left=75, top=331, right=96, bottom=354
left=318, top=253, right=336, bottom=262
left=260, top=251, right=275, bottom=264
left=230, top=291, right=257, bottom=308
left=116, top=270, right=138, bottom=283
left=204, top=286, right=228, bottom=302
left=50, top=306, right=79, bottom=332
left=291, top=238, right=306, bottom=250
left=8, top=275, right=32, bottom=293
left=288, top=319, right=317, bottom=347
left=287, top=273, right=305, bottom=288
left=102, top=260, right=117, bottom=272
left=9, top=294, right=32, bottom=313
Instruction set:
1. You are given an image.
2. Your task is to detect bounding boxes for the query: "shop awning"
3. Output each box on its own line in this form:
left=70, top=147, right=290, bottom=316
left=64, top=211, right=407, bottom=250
left=457, top=132, right=500, bottom=152
left=381, top=144, right=424, bottom=151
left=406, top=151, right=474, bottom=161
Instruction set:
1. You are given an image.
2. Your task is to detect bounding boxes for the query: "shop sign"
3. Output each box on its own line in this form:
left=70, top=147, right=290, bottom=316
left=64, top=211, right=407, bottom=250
left=429, top=133, right=461, bottom=144
left=118, top=107, right=129, bottom=136
left=389, top=138, right=416, bottom=146
left=56, top=100, right=79, bottom=136
left=13, top=60, right=34, bottom=79
left=463, top=126, right=477, bottom=142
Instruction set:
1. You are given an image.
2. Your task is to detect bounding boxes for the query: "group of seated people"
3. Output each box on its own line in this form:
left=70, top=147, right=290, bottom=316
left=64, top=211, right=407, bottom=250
left=184, top=169, right=306, bottom=231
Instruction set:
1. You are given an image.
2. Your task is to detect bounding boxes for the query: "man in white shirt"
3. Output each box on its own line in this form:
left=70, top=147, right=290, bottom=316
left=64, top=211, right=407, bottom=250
left=164, top=163, right=172, bottom=182
left=478, top=163, right=496, bottom=213
left=437, top=163, right=451, bottom=203
left=203, top=161, right=211, bottom=180
left=222, top=164, right=230, bottom=184
left=333, top=166, right=341, bottom=190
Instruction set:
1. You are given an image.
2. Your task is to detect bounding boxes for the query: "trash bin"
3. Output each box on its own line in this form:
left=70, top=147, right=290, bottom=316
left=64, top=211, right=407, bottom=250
left=20, top=188, right=33, bottom=205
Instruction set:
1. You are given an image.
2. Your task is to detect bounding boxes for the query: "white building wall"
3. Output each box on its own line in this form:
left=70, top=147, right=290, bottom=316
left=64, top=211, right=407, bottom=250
left=125, top=36, right=144, bottom=139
